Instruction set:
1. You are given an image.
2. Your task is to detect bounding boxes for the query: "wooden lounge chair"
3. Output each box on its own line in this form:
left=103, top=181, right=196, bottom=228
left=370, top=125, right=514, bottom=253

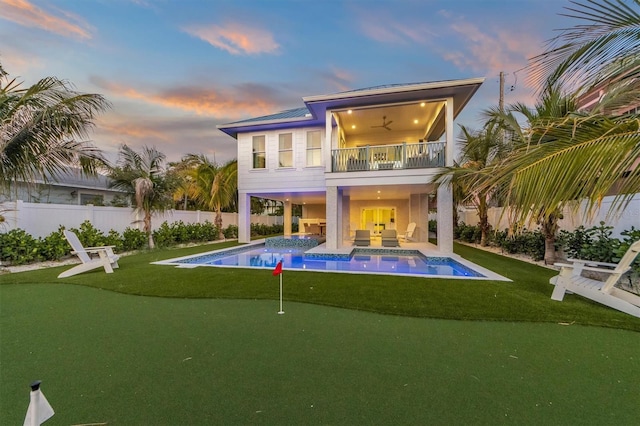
left=399, top=222, right=416, bottom=242
left=58, top=230, right=120, bottom=278
left=381, top=229, right=399, bottom=247
left=549, top=240, right=640, bottom=318
left=354, top=230, right=371, bottom=247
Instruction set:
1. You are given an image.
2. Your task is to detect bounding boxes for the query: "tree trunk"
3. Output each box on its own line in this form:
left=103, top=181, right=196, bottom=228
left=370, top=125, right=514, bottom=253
left=145, top=211, right=155, bottom=249
left=215, top=210, right=224, bottom=240
left=478, top=195, right=489, bottom=246
left=544, top=235, right=556, bottom=265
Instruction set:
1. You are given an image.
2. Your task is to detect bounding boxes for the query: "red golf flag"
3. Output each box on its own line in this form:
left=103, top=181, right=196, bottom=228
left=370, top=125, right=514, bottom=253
left=272, top=261, right=283, bottom=276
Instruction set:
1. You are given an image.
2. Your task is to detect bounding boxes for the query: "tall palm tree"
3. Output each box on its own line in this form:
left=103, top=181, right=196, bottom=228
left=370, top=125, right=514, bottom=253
left=483, top=85, right=582, bottom=264
left=108, top=145, right=175, bottom=249
left=483, top=0, right=640, bottom=263
left=181, top=154, right=237, bottom=240
left=432, top=123, right=511, bottom=246
left=0, top=62, right=109, bottom=194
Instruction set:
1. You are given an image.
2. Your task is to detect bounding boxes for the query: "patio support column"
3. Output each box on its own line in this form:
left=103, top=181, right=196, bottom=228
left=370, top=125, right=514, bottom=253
left=437, top=178, right=453, bottom=253
left=341, top=193, right=350, bottom=244
left=445, top=97, right=454, bottom=167
left=238, top=191, right=251, bottom=243
left=326, top=185, right=339, bottom=250
left=325, top=110, right=334, bottom=173
left=283, top=199, right=292, bottom=236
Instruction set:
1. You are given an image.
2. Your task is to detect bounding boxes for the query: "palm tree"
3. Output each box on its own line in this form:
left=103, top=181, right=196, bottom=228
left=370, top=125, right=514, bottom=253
left=433, top=123, right=512, bottom=246
left=181, top=154, right=238, bottom=240
left=483, top=85, right=582, bottom=264
left=528, top=0, right=640, bottom=98
left=0, top=62, right=109, bottom=194
left=108, top=145, right=175, bottom=249
left=482, top=0, right=640, bottom=263
left=522, top=0, right=640, bottom=212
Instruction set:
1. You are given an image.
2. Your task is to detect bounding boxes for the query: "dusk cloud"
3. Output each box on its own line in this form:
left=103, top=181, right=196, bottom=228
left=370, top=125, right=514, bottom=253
left=183, top=22, right=279, bottom=55
left=90, top=76, right=285, bottom=119
left=0, top=0, right=93, bottom=39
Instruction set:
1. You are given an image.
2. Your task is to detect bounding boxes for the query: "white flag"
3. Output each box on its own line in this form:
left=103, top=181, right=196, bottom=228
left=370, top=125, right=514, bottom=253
left=24, top=388, right=54, bottom=426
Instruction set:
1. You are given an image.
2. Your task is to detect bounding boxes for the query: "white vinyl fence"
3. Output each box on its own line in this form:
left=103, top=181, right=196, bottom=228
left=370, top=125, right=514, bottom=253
left=458, top=194, right=640, bottom=239
left=0, top=200, right=284, bottom=238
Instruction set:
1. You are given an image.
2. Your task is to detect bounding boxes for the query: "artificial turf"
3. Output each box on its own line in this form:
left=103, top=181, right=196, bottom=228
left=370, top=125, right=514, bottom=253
left=1, top=283, right=639, bottom=425
left=2, top=241, right=639, bottom=331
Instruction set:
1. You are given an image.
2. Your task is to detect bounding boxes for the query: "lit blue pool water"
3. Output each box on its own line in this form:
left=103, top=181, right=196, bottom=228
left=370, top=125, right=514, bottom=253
left=169, top=244, right=485, bottom=278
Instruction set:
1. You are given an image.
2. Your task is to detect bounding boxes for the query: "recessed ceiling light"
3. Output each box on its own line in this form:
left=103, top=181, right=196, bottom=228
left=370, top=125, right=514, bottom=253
left=377, top=190, right=381, bottom=193
left=420, top=102, right=426, bottom=107
left=377, top=197, right=380, bottom=199
left=347, top=109, right=352, bottom=114
left=351, top=124, right=356, bottom=129
left=414, top=119, right=419, bottom=124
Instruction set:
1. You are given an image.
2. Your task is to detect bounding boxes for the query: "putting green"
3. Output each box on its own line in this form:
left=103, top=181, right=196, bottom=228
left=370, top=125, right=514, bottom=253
left=1, top=283, right=639, bottom=425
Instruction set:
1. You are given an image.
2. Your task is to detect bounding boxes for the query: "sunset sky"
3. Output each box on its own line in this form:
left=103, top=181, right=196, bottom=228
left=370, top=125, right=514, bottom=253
left=0, top=0, right=571, bottom=164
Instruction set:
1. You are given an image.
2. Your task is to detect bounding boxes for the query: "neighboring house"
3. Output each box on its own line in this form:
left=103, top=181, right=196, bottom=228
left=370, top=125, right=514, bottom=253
left=218, top=78, right=484, bottom=253
left=0, top=170, right=127, bottom=206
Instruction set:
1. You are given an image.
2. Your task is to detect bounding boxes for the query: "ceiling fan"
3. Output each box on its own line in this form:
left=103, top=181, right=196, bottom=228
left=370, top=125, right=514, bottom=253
left=371, top=115, right=393, bottom=131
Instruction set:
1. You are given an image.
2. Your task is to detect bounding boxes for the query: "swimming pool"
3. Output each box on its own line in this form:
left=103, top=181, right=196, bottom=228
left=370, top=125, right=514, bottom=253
left=155, top=240, right=509, bottom=280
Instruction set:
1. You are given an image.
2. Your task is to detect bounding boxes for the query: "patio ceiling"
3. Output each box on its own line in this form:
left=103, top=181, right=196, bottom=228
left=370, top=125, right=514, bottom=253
left=251, top=183, right=435, bottom=206
left=333, top=101, right=445, bottom=141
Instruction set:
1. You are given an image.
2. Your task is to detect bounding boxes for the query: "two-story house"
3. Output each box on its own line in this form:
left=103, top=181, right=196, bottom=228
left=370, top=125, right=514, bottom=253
left=218, top=78, right=484, bottom=253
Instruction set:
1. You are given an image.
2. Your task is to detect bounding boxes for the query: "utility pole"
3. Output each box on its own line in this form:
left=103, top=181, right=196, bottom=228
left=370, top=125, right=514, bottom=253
left=499, top=71, right=506, bottom=144
left=499, top=71, right=505, bottom=113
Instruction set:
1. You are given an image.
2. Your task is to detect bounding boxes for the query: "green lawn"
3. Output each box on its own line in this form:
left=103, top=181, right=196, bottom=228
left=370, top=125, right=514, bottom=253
left=2, top=242, right=639, bottom=331
left=1, top=243, right=640, bottom=424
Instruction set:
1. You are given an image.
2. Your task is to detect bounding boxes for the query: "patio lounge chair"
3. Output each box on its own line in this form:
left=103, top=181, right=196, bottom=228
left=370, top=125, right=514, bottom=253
left=58, top=230, right=120, bottom=278
left=549, top=240, right=640, bottom=318
left=354, top=230, right=371, bottom=247
left=381, top=229, right=399, bottom=247
left=399, top=222, right=416, bottom=242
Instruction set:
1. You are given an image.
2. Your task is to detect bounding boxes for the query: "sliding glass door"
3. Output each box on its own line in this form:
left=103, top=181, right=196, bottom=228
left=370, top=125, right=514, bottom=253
left=360, top=207, right=395, bottom=235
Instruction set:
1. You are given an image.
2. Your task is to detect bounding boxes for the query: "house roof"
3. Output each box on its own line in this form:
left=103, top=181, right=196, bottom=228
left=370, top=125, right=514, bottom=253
left=217, top=78, right=484, bottom=139
left=28, top=170, right=124, bottom=192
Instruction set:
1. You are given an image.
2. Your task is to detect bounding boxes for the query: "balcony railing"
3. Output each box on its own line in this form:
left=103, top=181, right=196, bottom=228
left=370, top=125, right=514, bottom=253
left=331, top=141, right=445, bottom=172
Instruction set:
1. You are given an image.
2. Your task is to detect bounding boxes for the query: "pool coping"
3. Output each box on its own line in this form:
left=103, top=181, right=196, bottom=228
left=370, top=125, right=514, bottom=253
left=152, top=240, right=511, bottom=281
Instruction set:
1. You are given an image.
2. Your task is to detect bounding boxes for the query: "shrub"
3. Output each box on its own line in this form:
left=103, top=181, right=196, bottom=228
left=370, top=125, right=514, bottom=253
left=152, top=222, right=176, bottom=248
left=224, top=225, right=238, bottom=239
left=122, top=227, right=147, bottom=251
left=0, top=229, right=41, bottom=265
left=556, top=226, right=590, bottom=258
left=38, top=227, right=69, bottom=261
left=72, top=221, right=108, bottom=247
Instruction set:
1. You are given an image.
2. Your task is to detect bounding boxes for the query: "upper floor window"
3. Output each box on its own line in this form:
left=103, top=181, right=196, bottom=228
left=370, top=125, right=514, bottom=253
left=306, top=130, right=322, bottom=166
left=279, top=133, right=293, bottom=168
left=252, top=135, right=266, bottom=169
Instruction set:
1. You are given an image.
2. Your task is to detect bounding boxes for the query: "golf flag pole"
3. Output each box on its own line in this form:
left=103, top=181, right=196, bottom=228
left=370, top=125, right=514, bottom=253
left=272, top=260, right=284, bottom=314
left=24, top=380, right=54, bottom=426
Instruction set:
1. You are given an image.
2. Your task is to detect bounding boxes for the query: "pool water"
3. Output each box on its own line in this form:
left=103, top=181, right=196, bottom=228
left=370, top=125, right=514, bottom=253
left=171, top=245, right=485, bottom=278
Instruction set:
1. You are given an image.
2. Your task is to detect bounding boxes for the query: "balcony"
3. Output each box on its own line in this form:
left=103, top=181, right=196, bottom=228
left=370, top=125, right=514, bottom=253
left=331, top=141, right=445, bottom=172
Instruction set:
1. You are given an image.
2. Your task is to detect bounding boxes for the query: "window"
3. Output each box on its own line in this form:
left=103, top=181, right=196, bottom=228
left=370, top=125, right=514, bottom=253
left=279, top=133, right=293, bottom=167
left=252, top=135, right=266, bottom=169
left=80, top=194, right=104, bottom=205
left=306, top=130, right=322, bottom=166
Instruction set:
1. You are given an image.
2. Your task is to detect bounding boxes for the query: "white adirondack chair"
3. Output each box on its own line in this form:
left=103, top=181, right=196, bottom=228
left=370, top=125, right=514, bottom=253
left=58, top=230, right=120, bottom=278
left=399, top=222, right=417, bottom=242
left=550, top=240, right=640, bottom=317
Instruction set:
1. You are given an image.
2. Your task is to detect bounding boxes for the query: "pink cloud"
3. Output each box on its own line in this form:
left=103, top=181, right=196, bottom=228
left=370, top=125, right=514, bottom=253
left=0, top=0, right=92, bottom=39
left=183, top=22, right=279, bottom=55
left=90, top=77, right=282, bottom=119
